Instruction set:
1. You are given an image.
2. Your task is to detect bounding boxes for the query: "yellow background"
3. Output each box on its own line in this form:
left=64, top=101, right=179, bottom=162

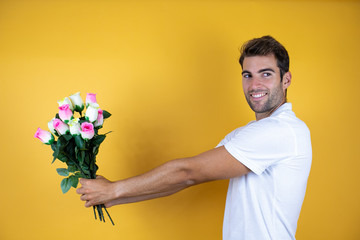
left=1, top=0, right=359, bottom=239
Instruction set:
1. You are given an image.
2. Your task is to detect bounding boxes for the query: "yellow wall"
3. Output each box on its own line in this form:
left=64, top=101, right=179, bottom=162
left=1, top=0, right=359, bottom=239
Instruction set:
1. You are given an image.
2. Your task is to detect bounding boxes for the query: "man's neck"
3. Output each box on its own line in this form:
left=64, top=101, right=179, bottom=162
left=255, top=101, right=286, bottom=121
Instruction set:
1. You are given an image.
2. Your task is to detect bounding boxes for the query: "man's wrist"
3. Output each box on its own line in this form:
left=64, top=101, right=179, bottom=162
left=111, top=180, right=123, bottom=201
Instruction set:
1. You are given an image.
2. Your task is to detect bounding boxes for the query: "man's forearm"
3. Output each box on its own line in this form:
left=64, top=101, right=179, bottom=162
left=111, top=159, right=195, bottom=202
left=106, top=188, right=182, bottom=207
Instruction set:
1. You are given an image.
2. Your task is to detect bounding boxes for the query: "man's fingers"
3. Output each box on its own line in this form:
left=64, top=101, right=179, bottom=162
left=77, top=178, right=91, bottom=195
left=85, top=201, right=92, bottom=208
left=80, top=193, right=89, bottom=201
left=76, top=186, right=86, bottom=195
left=79, top=178, right=88, bottom=185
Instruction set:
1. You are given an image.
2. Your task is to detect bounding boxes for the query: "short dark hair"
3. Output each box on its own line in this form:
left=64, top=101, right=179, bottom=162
left=239, top=36, right=289, bottom=81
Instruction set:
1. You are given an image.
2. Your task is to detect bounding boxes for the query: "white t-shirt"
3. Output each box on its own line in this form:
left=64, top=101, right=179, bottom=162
left=217, top=103, right=312, bottom=240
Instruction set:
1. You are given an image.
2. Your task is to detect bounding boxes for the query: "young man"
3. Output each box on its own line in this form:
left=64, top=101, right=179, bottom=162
left=77, top=36, right=312, bottom=240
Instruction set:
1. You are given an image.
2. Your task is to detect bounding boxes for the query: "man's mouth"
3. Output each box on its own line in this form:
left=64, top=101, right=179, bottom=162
left=250, top=92, right=267, bottom=99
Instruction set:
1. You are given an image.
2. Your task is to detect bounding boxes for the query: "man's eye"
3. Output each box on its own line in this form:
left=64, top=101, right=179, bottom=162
left=243, top=74, right=251, bottom=78
left=263, top=72, right=272, bottom=77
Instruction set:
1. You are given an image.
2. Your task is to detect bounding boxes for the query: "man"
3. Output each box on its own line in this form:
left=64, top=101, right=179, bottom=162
left=77, top=36, right=312, bottom=240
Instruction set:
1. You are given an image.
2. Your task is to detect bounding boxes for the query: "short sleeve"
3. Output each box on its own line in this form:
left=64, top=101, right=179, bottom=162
left=216, top=126, right=247, bottom=148
left=224, top=118, right=297, bottom=175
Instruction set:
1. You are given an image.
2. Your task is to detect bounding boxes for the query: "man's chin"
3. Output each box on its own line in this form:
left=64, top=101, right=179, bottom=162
left=249, top=103, right=266, bottom=113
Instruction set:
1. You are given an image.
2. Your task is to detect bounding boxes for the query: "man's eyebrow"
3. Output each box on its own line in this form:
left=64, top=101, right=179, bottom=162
left=242, top=68, right=275, bottom=75
left=258, top=68, right=275, bottom=73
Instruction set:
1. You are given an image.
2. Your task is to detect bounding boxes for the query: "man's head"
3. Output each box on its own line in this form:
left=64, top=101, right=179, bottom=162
left=239, top=36, right=292, bottom=120
left=239, top=35, right=289, bottom=81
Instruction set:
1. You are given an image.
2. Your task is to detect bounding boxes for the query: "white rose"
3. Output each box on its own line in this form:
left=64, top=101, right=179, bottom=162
left=69, top=92, right=84, bottom=113
left=85, top=103, right=99, bottom=122
left=68, top=118, right=81, bottom=135
left=48, top=118, right=57, bottom=135
left=57, top=97, right=74, bottom=111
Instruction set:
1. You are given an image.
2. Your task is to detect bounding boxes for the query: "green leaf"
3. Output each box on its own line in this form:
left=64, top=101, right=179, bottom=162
left=76, top=149, right=85, bottom=165
left=65, top=141, right=76, bottom=160
left=56, top=152, right=68, bottom=162
left=60, top=178, right=71, bottom=194
left=74, top=172, right=84, bottom=178
left=94, top=128, right=99, bottom=135
left=67, top=161, right=77, bottom=172
left=93, top=146, right=99, bottom=155
left=90, top=161, right=99, bottom=172
left=92, top=135, right=106, bottom=145
left=83, top=168, right=90, bottom=176
left=56, top=168, right=69, bottom=176
left=74, top=135, right=85, bottom=149
left=52, top=142, right=59, bottom=162
left=63, top=134, right=72, bottom=141
left=82, top=164, right=90, bottom=175
left=52, top=150, right=58, bottom=164
left=68, top=175, right=79, bottom=188
left=57, top=136, right=69, bottom=151
left=67, top=165, right=77, bottom=173
left=102, top=110, right=111, bottom=119
left=94, top=125, right=103, bottom=131
left=51, top=142, right=57, bottom=152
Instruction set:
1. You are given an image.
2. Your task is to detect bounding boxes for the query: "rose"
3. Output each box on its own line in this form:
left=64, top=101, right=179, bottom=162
left=68, top=118, right=81, bottom=135
left=80, top=122, right=94, bottom=140
left=69, top=92, right=84, bottom=113
left=57, top=97, right=74, bottom=111
left=94, top=109, right=104, bottom=127
left=85, top=103, right=99, bottom=122
left=53, top=118, right=70, bottom=135
left=34, top=128, right=55, bottom=145
left=86, top=93, right=97, bottom=107
left=48, top=118, right=58, bottom=136
left=58, top=104, right=73, bottom=123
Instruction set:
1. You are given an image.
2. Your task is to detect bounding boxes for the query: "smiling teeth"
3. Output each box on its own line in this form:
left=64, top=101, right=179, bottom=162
left=251, top=93, right=266, bottom=98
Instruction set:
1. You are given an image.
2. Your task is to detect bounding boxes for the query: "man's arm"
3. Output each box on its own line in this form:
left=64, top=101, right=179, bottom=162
left=76, top=146, right=250, bottom=208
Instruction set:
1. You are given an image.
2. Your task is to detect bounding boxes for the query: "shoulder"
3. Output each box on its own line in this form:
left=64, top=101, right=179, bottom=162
left=242, top=116, right=294, bottom=139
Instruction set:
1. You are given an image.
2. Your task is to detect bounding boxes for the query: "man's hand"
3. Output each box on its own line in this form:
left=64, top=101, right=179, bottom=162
left=76, top=175, right=115, bottom=208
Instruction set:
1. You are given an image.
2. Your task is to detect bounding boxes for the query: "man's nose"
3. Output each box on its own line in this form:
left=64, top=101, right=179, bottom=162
left=249, top=77, right=262, bottom=89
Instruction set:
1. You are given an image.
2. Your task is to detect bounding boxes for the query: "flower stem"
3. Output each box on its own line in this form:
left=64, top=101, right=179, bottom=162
left=93, top=206, right=97, bottom=220
left=103, top=205, right=115, bottom=225
left=96, top=205, right=103, bottom=222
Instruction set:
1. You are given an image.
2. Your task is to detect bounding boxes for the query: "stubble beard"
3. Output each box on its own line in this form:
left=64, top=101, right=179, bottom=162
left=245, top=85, right=285, bottom=116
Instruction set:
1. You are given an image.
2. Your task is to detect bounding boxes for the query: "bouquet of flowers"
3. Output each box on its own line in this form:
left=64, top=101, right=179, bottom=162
left=34, top=92, right=114, bottom=225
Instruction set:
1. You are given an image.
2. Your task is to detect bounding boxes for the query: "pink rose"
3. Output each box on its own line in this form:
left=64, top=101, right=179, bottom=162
left=94, top=109, right=104, bottom=127
left=80, top=122, right=94, bottom=140
left=58, top=104, right=73, bottom=123
left=86, top=93, right=97, bottom=107
left=53, top=118, right=70, bottom=135
left=34, top=128, right=54, bottom=145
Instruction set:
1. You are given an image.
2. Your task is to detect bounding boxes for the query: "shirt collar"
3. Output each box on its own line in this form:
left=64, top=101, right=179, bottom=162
left=270, top=102, right=292, bottom=117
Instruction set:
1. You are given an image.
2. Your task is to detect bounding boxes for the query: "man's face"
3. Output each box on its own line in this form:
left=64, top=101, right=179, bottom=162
left=242, top=54, right=291, bottom=120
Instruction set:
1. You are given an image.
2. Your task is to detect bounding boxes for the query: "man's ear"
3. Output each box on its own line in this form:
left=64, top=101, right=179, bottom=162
left=282, top=72, right=292, bottom=90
